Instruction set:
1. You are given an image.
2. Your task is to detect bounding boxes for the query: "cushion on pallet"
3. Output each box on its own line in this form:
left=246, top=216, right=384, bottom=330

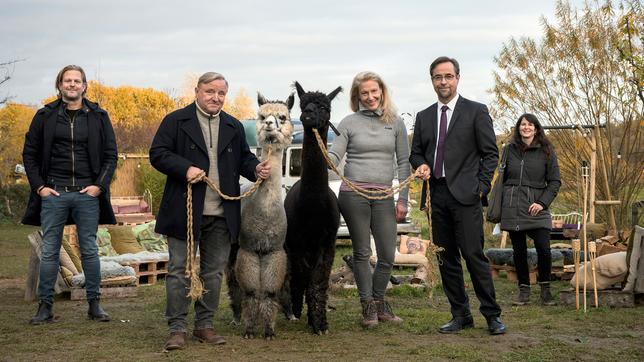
left=132, top=221, right=168, bottom=252
left=107, top=225, right=145, bottom=254
left=62, top=237, right=83, bottom=273
left=96, top=227, right=118, bottom=257
left=59, top=245, right=79, bottom=275
left=71, top=261, right=136, bottom=288
left=570, top=251, right=627, bottom=290
left=59, top=266, right=75, bottom=287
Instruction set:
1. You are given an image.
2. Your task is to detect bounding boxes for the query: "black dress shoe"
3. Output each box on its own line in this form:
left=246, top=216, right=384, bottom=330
left=438, top=316, right=474, bottom=334
left=486, top=316, right=507, bottom=335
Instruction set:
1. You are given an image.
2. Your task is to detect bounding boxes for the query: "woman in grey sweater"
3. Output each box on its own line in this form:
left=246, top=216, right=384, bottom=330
left=328, top=71, right=411, bottom=328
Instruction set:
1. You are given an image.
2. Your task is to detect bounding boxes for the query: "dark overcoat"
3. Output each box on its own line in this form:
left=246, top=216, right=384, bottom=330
left=149, top=103, right=259, bottom=241
left=21, top=99, right=118, bottom=226
left=500, top=141, right=561, bottom=231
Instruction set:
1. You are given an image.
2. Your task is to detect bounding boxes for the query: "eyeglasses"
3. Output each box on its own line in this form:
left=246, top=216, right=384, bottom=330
left=431, top=74, right=457, bottom=82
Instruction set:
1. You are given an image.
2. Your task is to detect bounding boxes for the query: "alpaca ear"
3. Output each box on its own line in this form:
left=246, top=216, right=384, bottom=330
left=257, top=92, right=268, bottom=106
left=294, top=81, right=305, bottom=98
left=327, top=86, right=343, bottom=101
left=286, top=93, right=295, bottom=111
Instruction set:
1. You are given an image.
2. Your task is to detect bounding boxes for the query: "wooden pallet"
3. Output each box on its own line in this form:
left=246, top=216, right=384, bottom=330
left=121, top=260, right=168, bottom=286
left=490, top=264, right=537, bottom=285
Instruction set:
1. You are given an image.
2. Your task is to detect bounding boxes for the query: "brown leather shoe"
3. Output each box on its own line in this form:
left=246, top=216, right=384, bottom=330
left=164, top=332, right=187, bottom=350
left=193, top=328, right=226, bottom=345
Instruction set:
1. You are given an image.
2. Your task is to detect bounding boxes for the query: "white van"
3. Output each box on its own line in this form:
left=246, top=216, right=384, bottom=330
left=241, top=119, right=419, bottom=237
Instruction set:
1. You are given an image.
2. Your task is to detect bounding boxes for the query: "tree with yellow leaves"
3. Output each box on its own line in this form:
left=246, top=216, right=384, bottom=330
left=0, top=103, right=35, bottom=186
left=490, top=0, right=643, bottom=229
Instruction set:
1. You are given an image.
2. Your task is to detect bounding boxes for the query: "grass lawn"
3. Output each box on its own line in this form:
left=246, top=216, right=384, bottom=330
left=1, top=224, right=642, bottom=362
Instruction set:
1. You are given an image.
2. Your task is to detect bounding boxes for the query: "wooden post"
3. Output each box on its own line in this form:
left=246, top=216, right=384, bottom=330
left=572, top=239, right=581, bottom=310
left=589, top=241, right=599, bottom=308
left=589, top=131, right=597, bottom=223
left=582, top=161, right=589, bottom=313
left=593, top=126, right=617, bottom=232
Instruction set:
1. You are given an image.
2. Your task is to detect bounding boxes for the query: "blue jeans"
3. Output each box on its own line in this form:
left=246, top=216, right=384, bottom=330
left=39, top=191, right=100, bottom=305
left=166, top=216, right=231, bottom=333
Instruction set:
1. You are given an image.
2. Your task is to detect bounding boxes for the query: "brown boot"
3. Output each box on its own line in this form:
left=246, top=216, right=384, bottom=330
left=360, top=300, right=378, bottom=328
left=375, top=300, right=403, bottom=323
left=164, top=332, right=187, bottom=350
left=512, top=284, right=531, bottom=306
left=193, top=328, right=226, bottom=345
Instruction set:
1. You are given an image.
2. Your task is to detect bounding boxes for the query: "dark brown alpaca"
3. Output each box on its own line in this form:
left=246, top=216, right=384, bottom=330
left=283, top=81, right=342, bottom=335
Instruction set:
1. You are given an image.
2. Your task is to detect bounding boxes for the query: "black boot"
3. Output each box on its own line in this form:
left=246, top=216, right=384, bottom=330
left=540, top=282, right=556, bottom=306
left=512, top=284, right=531, bottom=305
left=29, top=301, right=55, bottom=325
left=88, top=298, right=111, bottom=322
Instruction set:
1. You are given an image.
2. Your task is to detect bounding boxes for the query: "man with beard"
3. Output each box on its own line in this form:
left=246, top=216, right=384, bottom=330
left=23, top=65, right=118, bottom=325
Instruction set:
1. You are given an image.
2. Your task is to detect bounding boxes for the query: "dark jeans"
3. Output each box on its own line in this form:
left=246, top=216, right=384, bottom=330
left=39, top=191, right=100, bottom=305
left=338, top=191, right=396, bottom=302
left=431, top=180, right=501, bottom=318
left=509, top=228, right=552, bottom=285
left=166, top=216, right=231, bottom=333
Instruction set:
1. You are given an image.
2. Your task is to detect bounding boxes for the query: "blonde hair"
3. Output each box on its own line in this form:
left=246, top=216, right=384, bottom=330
left=349, top=71, right=397, bottom=123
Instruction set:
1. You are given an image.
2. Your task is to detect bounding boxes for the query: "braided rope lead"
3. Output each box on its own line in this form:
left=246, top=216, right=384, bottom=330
left=312, top=129, right=416, bottom=200
left=184, top=146, right=273, bottom=300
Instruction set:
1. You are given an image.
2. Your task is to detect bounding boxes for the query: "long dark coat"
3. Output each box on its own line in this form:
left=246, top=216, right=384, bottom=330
left=500, top=140, right=561, bottom=231
left=21, top=99, right=118, bottom=226
left=149, top=103, right=259, bottom=241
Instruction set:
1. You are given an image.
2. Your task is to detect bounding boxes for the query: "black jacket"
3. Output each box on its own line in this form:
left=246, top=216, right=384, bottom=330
left=410, top=96, right=498, bottom=206
left=22, top=99, right=118, bottom=226
left=149, top=103, right=259, bottom=241
left=500, top=141, right=561, bottom=231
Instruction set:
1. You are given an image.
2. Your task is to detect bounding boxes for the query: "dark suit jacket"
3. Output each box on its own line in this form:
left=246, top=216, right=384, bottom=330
left=149, top=103, right=259, bottom=241
left=21, top=99, right=118, bottom=226
left=409, top=96, right=498, bottom=206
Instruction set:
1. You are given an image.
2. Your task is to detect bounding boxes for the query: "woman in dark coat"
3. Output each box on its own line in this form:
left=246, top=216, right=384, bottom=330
left=500, top=113, right=561, bottom=305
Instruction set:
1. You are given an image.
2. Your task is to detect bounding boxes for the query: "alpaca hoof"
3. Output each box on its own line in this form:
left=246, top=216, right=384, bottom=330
left=243, top=333, right=255, bottom=339
left=264, top=334, right=275, bottom=341
left=315, top=329, right=329, bottom=336
left=287, top=314, right=298, bottom=321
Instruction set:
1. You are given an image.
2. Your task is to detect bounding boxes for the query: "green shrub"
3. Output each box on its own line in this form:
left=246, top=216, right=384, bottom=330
left=137, top=163, right=166, bottom=216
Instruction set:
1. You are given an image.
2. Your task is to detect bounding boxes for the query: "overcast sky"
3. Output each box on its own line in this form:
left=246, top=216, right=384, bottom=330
left=1, top=0, right=581, bottom=128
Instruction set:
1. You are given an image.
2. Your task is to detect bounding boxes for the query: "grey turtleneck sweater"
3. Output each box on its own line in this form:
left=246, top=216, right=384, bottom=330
left=196, top=103, right=224, bottom=216
left=328, top=108, right=411, bottom=201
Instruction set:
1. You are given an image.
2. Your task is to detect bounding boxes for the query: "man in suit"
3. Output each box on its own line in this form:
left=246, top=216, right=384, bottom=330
left=410, top=57, right=506, bottom=335
left=150, top=72, right=270, bottom=350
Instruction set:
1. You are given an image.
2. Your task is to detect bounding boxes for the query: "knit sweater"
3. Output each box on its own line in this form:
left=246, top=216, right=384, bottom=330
left=328, top=110, right=411, bottom=201
left=196, top=103, right=224, bottom=216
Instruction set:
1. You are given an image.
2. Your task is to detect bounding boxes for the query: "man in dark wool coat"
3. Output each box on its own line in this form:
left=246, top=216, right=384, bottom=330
left=22, top=64, right=117, bottom=325
left=150, top=72, right=270, bottom=350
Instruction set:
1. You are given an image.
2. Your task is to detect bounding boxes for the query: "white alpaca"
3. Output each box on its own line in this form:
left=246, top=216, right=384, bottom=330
left=234, top=93, right=294, bottom=339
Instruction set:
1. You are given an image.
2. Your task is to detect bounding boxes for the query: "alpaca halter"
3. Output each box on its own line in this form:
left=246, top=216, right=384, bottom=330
left=184, top=145, right=273, bottom=300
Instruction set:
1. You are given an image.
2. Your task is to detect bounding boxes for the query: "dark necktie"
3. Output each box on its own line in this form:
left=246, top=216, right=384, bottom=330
left=434, top=105, right=449, bottom=178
